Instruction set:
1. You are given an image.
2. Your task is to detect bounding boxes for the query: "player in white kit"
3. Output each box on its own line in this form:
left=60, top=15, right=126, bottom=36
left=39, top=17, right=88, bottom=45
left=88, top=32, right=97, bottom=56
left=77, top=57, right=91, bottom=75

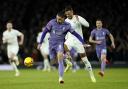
left=64, top=6, right=96, bottom=82
left=37, top=27, right=51, bottom=71
left=2, top=22, right=24, bottom=76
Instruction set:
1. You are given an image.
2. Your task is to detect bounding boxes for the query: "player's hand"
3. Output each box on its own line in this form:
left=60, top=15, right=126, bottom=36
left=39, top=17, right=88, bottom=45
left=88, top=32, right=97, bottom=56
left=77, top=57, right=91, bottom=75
left=95, top=41, right=102, bottom=44
left=37, top=44, right=41, bottom=50
left=19, top=41, right=23, bottom=45
left=111, top=42, right=115, bottom=49
left=83, top=44, right=91, bottom=48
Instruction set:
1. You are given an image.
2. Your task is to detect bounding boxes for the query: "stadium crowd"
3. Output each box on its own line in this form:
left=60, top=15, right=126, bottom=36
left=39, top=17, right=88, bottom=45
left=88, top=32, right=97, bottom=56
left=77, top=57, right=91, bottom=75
left=0, top=0, right=128, bottom=64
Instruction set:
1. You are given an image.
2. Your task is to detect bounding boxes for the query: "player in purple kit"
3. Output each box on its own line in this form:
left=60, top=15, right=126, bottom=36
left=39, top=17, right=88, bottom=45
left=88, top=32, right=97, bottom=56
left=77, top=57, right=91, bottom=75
left=38, top=11, right=95, bottom=84
left=89, top=19, right=115, bottom=77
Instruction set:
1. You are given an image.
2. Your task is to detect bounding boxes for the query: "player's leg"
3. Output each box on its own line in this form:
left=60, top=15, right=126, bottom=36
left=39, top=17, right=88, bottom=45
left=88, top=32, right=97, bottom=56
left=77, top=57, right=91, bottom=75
left=70, top=47, right=79, bottom=72
left=57, top=44, right=65, bottom=84
left=43, top=54, right=50, bottom=71
left=76, top=44, right=96, bottom=82
left=57, top=51, right=64, bottom=83
left=8, top=47, right=20, bottom=76
left=40, top=48, right=51, bottom=71
left=99, top=49, right=107, bottom=77
left=8, top=54, right=20, bottom=76
left=64, top=44, right=72, bottom=72
left=80, top=53, right=96, bottom=82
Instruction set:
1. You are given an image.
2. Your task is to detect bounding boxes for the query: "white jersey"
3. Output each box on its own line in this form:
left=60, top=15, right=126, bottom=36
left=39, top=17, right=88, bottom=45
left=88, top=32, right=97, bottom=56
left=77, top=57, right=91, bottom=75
left=37, top=32, right=50, bottom=45
left=65, top=15, right=89, bottom=53
left=2, top=29, right=22, bottom=47
left=37, top=32, right=50, bottom=55
left=65, top=15, right=89, bottom=41
left=2, top=29, right=22, bottom=58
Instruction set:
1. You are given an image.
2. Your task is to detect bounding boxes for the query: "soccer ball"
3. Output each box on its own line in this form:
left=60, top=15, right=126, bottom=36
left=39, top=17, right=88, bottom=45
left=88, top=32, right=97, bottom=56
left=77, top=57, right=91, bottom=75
left=24, top=57, right=33, bottom=67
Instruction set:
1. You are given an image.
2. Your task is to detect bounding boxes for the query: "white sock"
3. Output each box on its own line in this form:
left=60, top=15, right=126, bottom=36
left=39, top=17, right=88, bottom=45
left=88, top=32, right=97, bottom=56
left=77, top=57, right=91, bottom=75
left=82, top=57, right=94, bottom=77
left=43, top=59, right=47, bottom=70
left=10, top=62, right=19, bottom=73
left=45, top=59, right=51, bottom=69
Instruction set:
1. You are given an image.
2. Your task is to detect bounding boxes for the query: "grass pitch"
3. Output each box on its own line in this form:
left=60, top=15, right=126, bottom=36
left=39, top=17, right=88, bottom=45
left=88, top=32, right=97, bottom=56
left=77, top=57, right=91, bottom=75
left=0, top=68, right=128, bottom=89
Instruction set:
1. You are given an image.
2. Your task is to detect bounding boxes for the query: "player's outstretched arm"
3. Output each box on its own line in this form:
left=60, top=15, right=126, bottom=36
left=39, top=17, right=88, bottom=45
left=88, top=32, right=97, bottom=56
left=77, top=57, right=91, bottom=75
left=78, top=16, right=89, bottom=28
left=39, top=28, right=49, bottom=44
left=37, top=27, right=49, bottom=50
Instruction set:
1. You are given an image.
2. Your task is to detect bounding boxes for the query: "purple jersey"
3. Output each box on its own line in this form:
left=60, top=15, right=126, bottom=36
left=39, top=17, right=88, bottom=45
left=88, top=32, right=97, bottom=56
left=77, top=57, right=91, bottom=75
left=46, top=19, right=74, bottom=43
left=45, top=19, right=74, bottom=59
left=40, top=19, right=85, bottom=59
left=90, top=28, right=110, bottom=48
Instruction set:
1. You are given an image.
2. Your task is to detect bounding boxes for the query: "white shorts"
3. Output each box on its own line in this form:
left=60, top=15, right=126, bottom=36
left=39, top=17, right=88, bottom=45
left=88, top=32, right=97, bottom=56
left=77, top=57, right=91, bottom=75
left=65, top=39, right=85, bottom=53
left=40, top=43, right=49, bottom=55
left=7, top=45, right=19, bottom=58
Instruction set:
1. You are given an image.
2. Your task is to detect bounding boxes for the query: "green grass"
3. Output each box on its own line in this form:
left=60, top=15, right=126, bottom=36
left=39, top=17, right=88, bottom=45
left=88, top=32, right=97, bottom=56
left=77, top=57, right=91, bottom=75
left=0, top=68, right=128, bottom=89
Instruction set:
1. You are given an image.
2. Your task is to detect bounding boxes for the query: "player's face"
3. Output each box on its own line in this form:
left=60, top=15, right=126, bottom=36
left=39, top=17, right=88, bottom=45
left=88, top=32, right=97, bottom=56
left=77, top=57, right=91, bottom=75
left=56, top=15, right=65, bottom=24
left=96, top=21, right=102, bottom=29
left=6, top=23, right=13, bottom=30
left=65, top=10, right=73, bottom=19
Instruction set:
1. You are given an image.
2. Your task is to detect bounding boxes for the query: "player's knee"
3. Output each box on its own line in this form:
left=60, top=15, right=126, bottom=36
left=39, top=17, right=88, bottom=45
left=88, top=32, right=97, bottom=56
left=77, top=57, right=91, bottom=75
left=80, top=53, right=87, bottom=58
left=101, top=54, right=106, bottom=61
left=57, top=52, right=63, bottom=60
left=9, top=59, right=15, bottom=63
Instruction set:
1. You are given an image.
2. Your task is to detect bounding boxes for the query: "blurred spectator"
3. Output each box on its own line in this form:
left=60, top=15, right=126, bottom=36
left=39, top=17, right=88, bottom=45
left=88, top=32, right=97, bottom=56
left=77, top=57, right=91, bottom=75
left=0, top=0, right=128, bottom=63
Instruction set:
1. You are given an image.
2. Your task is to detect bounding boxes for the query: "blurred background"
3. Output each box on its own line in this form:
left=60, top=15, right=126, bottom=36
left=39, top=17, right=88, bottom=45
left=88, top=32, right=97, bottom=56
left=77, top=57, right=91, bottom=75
left=0, top=0, right=128, bottom=69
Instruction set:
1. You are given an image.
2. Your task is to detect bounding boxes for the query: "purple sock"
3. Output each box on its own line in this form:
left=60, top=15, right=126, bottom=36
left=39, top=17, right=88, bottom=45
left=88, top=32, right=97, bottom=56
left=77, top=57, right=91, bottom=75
left=58, top=59, right=64, bottom=77
left=101, top=60, right=106, bottom=72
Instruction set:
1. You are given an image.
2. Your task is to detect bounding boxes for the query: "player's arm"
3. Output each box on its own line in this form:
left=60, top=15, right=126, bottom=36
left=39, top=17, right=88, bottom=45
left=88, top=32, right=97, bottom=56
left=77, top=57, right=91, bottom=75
left=2, top=33, right=7, bottom=44
left=18, top=32, right=24, bottom=45
left=89, top=36, right=101, bottom=44
left=39, top=28, right=49, bottom=44
left=71, top=31, right=85, bottom=44
left=68, top=24, right=85, bottom=45
left=78, top=15, right=89, bottom=27
left=108, top=33, right=115, bottom=48
left=37, top=20, right=52, bottom=49
left=39, top=20, right=52, bottom=44
left=37, top=28, right=49, bottom=50
left=37, top=33, right=41, bottom=43
left=15, top=30, right=24, bottom=45
left=105, top=29, right=115, bottom=48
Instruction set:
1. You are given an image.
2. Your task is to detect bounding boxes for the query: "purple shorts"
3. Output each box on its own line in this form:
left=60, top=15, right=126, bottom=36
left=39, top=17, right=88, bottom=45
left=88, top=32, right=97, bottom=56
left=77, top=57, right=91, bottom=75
left=49, top=42, right=64, bottom=60
left=96, top=47, right=107, bottom=59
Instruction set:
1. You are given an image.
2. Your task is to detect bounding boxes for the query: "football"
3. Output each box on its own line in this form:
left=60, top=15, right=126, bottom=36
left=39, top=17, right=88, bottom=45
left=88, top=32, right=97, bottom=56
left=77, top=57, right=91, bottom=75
left=24, top=57, right=33, bottom=67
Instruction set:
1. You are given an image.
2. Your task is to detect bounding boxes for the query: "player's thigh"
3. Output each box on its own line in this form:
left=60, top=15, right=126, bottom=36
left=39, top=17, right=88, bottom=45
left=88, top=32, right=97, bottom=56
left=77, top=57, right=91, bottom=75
left=57, top=44, right=64, bottom=60
left=7, top=46, right=19, bottom=59
left=49, top=48, right=56, bottom=60
left=96, top=48, right=101, bottom=60
left=101, top=49, right=107, bottom=60
left=73, top=43, right=85, bottom=53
